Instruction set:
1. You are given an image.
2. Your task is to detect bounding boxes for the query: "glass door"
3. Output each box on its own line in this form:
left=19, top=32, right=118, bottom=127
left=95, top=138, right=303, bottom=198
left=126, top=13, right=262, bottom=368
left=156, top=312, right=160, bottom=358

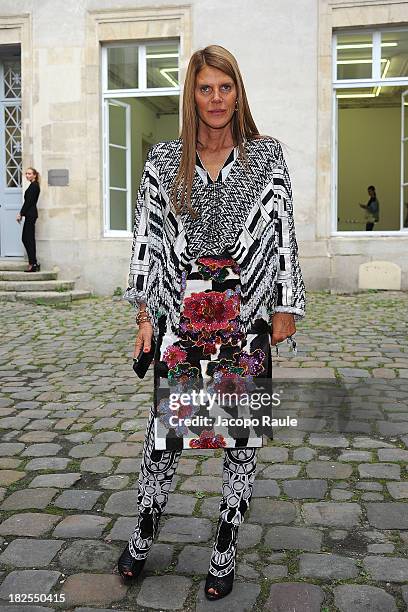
left=103, top=99, right=131, bottom=234
left=0, top=53, right=23, bottom=256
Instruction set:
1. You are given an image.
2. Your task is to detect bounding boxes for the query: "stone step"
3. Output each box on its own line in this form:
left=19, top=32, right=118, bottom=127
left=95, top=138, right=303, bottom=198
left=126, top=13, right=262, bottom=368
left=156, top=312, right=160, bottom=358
left=0, top=259, right=27, bottom=271
left=0, top=271, right=58, bottom=281
left=0, top=279, right=74, bottom=292
left=0, top=290, right=92, bottom=303
left=70, top=290, right=92, bottom=301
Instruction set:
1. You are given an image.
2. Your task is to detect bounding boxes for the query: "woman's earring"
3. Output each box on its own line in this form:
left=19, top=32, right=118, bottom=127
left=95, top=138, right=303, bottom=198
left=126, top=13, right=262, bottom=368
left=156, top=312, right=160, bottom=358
left=234, top=100, right=238, bottom=112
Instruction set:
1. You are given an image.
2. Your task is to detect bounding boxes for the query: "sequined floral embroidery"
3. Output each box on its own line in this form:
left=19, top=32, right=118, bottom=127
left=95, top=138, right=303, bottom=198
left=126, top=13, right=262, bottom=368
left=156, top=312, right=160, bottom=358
left=182, top=291, right=239, bottom=333
left=206, top=357, right=244, bottom=378
left=233, top=349, right=267, bottom=376
left=189, top=429, right=227, bottom=449
left=163, top=345, right=188, bottom=368
left=197, top=257, right=241, bottom=282
left=211, top=371, right=248, bottom=398
left=154, top=255, right=271, bottom=449
left=157, top=397, right=199, bottom=437
left=167, top=362, right=200, bottom=384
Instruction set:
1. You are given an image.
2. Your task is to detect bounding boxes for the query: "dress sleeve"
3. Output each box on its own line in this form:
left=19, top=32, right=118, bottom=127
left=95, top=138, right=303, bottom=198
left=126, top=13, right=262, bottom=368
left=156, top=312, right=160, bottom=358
left=122, top=150, right=154, bottom=314
left=272, top=141, right=306, bottom=320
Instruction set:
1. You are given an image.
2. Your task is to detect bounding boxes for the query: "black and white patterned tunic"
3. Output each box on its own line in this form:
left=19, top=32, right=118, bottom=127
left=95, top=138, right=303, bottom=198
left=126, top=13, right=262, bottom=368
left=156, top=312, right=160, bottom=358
left=123, top=136, right=306, bottom=338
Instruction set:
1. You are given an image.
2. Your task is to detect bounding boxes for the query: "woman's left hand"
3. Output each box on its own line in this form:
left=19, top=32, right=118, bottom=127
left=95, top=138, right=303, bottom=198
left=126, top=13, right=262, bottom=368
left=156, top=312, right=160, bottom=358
left=270, top=312, right=296, bottom=346
left=16, top=213, right=22, bottom=223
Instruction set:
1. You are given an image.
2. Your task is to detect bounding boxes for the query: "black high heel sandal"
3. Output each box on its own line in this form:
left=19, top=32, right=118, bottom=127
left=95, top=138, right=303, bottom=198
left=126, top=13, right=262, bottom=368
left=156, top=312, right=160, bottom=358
left=118, top=510, right=161, bottom=583
left=117, top=544, right=146, bottom=583
left=204, top=520, right=238, bottom=601
left=205, top=567, right=235, bottom=600
left=27, top=263, right=40, bottom=272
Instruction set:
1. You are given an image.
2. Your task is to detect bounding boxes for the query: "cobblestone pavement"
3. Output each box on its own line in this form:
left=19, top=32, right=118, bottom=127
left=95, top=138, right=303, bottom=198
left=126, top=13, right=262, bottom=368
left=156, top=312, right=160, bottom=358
left=0, top=291, right=407, bottom=612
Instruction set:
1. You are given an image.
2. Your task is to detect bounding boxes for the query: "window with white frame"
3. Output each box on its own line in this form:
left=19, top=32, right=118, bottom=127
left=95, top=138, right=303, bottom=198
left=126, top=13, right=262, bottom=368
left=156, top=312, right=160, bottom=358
left=102, top=39, right=180, bottom=235
left=332, top=28, right=408, bottom=234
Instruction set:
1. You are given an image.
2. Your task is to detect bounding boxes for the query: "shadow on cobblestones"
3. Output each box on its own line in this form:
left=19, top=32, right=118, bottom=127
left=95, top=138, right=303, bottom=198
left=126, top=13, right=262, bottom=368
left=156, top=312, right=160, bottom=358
left=0, top=292, right=407, bottom=611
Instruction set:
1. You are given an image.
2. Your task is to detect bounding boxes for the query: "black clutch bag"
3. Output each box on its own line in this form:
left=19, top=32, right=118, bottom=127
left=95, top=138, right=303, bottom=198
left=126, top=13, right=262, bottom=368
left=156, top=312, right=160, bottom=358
left=132, top=340, right=156, bottom=379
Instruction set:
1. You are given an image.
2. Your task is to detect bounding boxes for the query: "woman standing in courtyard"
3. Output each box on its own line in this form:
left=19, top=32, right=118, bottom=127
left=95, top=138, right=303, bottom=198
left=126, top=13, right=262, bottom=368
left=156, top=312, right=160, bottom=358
left=118, top=45, right=306, bottom=600
left=16, top=167, right=41, bottom=272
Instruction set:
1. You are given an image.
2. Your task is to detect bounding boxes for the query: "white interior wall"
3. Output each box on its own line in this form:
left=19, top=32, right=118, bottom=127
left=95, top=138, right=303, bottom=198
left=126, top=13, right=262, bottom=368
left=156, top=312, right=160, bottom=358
left=338, top=105, right=401, bottom=231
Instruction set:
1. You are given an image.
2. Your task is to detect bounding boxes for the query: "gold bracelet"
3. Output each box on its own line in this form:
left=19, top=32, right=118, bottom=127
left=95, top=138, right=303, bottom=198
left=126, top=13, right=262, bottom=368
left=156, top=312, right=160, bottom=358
left=137, top=318, right=151, bottom=325
left=136, top=310, right=151, bottom=325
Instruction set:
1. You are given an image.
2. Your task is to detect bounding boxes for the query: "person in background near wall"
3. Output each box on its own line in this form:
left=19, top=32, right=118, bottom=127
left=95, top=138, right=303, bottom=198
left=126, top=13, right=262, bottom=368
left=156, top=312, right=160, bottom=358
left=16, top=167, right=41, bottom=272
left=359, top=185, right=379, bottom=231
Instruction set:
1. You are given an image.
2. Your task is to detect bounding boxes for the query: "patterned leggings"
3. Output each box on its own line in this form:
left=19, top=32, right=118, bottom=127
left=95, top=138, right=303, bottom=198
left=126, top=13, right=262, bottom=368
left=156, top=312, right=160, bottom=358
left=129, top=404, right=258, bottom=577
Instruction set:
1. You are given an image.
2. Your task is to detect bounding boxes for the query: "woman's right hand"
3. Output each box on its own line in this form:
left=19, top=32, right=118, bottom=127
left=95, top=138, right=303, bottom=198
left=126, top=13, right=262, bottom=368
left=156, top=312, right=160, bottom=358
left=133, top=321, right=154, bottom=357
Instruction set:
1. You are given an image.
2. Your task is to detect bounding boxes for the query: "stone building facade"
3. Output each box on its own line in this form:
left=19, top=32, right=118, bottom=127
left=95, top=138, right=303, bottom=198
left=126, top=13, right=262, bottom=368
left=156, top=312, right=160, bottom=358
left=0, top=0, right=407, bottom=295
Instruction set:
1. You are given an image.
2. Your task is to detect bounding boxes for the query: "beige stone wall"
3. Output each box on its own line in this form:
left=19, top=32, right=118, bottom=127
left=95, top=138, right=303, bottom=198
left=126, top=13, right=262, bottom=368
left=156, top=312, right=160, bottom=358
left=0, top=2, right=192, bottom=291
left=0, top=0, right=407, bottom=296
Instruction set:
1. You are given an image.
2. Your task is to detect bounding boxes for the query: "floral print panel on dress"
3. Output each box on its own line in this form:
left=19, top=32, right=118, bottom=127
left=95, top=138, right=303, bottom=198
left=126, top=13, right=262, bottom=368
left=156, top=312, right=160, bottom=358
left=153, top=255, right=272, bottom=450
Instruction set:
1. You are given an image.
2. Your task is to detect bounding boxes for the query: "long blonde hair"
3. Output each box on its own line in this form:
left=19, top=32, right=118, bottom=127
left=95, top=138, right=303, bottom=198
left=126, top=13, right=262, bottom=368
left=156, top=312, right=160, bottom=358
left=170, top=45, right=275, bottom=217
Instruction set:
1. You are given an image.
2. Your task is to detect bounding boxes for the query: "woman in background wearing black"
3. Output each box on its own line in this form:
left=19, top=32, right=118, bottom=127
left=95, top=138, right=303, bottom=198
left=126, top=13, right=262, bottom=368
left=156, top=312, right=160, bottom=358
left=16, top=167, right=41, bottom=272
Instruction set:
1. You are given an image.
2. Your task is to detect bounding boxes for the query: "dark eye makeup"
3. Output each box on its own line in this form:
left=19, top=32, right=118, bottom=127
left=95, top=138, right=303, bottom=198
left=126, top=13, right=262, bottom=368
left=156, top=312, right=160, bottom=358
left=198, top=83, right=234, bottom=92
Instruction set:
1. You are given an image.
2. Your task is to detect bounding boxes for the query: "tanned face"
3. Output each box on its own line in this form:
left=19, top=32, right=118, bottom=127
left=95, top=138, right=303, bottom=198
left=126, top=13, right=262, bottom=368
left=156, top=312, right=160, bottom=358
left=194, top=65, right=237, bottom=130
